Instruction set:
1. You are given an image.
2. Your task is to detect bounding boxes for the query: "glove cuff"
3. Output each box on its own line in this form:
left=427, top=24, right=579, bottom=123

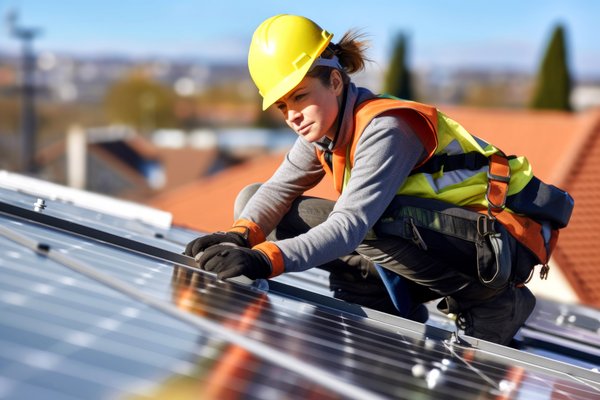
left=229, top=219, right=266, bottom=247
left=253, top=241, right=285, bottom=278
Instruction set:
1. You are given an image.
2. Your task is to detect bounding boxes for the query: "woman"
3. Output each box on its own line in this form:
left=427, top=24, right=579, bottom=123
left=184, top=14, right=544, bottom=345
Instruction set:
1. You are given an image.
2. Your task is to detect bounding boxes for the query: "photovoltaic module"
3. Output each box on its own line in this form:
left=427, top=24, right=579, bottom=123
left=0, top=171, right=599, bottom=399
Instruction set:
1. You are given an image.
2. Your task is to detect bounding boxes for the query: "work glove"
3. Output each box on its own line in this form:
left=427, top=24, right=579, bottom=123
left=184, top=231, right=248, bottom=259
left=197, top=244, right=271, bottom=280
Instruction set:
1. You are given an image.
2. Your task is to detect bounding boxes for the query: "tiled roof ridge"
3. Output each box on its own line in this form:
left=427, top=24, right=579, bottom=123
left=549, top=108, right=600, bottom=307
left=550, top=108, right=600, bottom=186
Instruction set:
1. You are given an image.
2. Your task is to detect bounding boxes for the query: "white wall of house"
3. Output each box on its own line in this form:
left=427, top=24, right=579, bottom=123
left=527, top=259, right=580, bottom=304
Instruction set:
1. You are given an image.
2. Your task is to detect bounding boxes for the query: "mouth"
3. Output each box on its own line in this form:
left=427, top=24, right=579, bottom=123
left=297, top=123, right=313, bottom=136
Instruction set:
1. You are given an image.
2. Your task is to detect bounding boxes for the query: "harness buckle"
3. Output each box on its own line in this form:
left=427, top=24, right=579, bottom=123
left=477, top=214, right=495, bottom=236
left=485, top=191, right=506, bottom=212
left=487, top=170, right=511, bottom=183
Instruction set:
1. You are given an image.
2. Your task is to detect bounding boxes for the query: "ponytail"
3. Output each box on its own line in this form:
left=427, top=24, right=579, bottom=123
left=331, top=30, right=370, bottom=74
left=307, top=29, right=370, bottom=85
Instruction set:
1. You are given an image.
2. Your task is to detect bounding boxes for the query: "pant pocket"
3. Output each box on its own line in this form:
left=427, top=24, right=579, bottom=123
left=476, top=231, right=512, bottom=289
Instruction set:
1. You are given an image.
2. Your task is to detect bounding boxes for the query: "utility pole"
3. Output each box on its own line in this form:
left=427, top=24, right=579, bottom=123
left=6, top=10, right=42, bottom=173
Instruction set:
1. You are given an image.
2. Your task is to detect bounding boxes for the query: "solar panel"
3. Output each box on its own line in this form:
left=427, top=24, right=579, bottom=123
left=519, top=299, right=600, bottom=370
left=1, top=172, right=599, bottom=400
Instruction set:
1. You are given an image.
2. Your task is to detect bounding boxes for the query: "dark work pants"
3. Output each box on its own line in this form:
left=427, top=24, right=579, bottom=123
left=235, top=184, right=425, bottom=316
left=233, top=184, right=535, bottom=315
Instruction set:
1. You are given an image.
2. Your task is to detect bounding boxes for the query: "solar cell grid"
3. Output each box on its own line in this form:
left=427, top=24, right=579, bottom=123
left=0, top=229, right=347, bottom=399
left=1, top=178, right=600, bottom=399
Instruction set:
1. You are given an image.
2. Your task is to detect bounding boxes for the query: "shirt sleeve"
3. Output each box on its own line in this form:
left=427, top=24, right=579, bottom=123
left=238, top=136, right=326, bottom=236
left=275, top=113, right=427, bottom=272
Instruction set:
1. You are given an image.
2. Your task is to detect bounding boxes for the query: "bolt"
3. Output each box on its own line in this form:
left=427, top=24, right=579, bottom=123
left=34, top=198, right=46, bottom=212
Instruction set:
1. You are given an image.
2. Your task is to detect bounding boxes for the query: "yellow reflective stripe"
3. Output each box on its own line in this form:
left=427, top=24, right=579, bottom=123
left=399, top=172, right=489, bottom=206
left=422, top=167, right=488, bottom=193
left=399, top=162, right=533, bottom=208
left=507, top=156, right=533, bottom=195
left=340, top=108, right=534, bottom=210
left=438, top=113, right=491, bottom=154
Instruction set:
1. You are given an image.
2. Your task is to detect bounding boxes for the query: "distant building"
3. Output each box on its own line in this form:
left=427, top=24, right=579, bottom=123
left=571, top=84, right=600, bottom=111
left=35, top=125, right=219, bottom=201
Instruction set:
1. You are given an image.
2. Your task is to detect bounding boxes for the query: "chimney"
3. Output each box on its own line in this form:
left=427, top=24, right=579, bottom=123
left=66, top=125, right=87, bottom=189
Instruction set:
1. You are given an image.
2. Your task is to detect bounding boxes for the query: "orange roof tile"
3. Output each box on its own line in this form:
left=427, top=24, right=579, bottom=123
left=149, top=152, right=337, bottom=232
left=549, top=109, right=600, bottom=307
left=441, top=106, right=593, bottom=185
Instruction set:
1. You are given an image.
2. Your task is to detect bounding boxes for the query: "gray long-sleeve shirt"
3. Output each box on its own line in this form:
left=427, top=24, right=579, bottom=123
left=239, top=82, right=426, bottom=273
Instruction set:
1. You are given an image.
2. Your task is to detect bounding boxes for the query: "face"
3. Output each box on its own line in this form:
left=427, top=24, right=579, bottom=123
left=274, top=70, right=343, bottom=143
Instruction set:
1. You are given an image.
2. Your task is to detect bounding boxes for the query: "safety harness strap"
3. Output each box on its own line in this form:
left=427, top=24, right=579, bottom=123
left=486, top=153, right=511, bottom=217
left=476, top=153, right=553, bottom=267
left=410, top=152, right=489, bottom=175
left=411, top=151, right=553, bottom=272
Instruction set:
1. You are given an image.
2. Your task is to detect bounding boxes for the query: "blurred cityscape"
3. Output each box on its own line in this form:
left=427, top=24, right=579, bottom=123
left=1, top=13, right=600, bottom=205
left=2, top=6, right=600, bottom=309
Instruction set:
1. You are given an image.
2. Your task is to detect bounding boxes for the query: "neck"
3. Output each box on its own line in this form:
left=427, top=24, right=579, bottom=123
left=328, top=84, right=348, bottom=147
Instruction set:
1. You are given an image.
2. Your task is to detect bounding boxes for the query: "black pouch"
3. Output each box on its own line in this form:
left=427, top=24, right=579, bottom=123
left=506, top=176, right=574, bottom=229
left=374, top=196, right=512, bottom=289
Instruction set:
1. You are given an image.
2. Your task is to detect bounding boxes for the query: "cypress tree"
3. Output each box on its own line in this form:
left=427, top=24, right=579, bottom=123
left=529, top=24, right=572, bottom=111
left=383, top=33, right=414, bottom=100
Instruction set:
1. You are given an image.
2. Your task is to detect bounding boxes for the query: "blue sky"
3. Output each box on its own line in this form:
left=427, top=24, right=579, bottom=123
left=2, top=0, right=599, bottom=79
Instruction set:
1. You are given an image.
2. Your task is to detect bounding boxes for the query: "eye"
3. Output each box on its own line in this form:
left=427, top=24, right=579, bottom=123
left=276, top=103, right=286, bottom=113
left=294, top=93, right=306, bottom=101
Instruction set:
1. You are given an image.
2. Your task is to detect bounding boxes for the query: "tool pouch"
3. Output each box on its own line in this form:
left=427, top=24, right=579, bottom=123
left=374, top=196, right=512, bottom=289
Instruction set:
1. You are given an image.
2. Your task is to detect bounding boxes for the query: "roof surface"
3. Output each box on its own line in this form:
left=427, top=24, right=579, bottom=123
left=1, top=172, right=599, bottom=399
left=549, top=110, right=600, bottom=306
left=149, top=106, right=600, bottom=308
left=150, top=152, right=339, bottom=231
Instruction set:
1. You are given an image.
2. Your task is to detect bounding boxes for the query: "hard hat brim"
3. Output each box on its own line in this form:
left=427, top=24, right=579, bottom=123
left=261, top=32, right=333, bottom=110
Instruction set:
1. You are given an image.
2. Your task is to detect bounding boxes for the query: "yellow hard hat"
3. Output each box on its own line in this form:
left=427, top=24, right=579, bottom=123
left=248, top=14, right=334, bottom=110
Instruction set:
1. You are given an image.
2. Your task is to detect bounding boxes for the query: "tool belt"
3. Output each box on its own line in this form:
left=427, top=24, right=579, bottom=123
left=375, top=195, right=514, bottom=289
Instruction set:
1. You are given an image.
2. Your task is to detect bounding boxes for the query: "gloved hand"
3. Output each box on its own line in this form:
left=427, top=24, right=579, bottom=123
left=184, top=231, right=248, bottom=259
left=197, top=244, right=271, bottom=280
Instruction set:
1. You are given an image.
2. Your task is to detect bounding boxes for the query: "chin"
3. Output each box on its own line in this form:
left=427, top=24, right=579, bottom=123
left=305, top=129, right=328, bottom=143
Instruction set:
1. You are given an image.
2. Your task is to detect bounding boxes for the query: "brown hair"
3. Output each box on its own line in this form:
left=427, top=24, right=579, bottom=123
left=307, top=29, right=370, bottom=85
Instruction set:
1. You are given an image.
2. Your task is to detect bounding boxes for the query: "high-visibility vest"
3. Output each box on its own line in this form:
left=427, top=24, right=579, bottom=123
left=316, top=97, right=557, bottom=265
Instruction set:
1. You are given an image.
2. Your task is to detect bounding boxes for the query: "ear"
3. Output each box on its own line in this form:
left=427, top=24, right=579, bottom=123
left=330, top=69, right=344, bottom=96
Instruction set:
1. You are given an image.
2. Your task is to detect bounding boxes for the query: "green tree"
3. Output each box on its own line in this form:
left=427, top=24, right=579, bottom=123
left=104, top=70, right=176, bottom=133
left=529, top=24, right=572, bottom=111
left=383, top=33, right=414, bottom=100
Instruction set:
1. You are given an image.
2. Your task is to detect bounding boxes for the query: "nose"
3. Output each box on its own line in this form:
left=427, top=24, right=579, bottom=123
left=286, top=108, right=302, bottom=124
